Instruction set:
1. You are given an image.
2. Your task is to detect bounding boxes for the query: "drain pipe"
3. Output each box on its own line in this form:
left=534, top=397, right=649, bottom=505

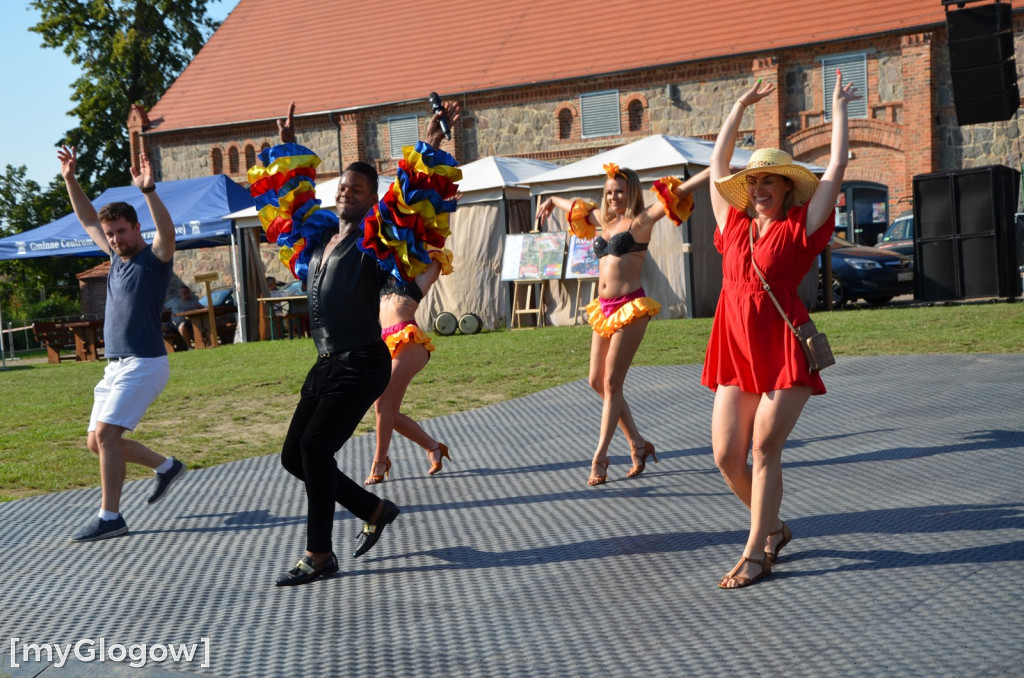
left=327, top=111, right=342, bottom=173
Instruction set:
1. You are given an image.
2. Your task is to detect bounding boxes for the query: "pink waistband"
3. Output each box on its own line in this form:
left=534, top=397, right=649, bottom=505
left=381, top=320, right=417, bottom=339
left=599, top=287, right=646, bottom=317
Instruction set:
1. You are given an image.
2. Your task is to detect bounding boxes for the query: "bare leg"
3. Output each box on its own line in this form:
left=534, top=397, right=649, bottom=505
left=711, top=385, right=759, bottom=508
left=89, top=423, right=166, bottom=514
left=587, top=317, right=650, bottom=481
left=370, top=345, right=430, bottom=482
left=719, top=386, right=811, bottom=587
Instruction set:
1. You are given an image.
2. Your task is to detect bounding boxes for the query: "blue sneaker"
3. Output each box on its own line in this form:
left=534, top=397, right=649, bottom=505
left=147, top=459, right=187, bottom=504
left=71, top=515, right=129, bottom=542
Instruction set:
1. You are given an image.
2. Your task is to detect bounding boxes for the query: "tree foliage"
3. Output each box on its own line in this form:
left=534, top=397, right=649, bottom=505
left=29, top=0, right=220, bottom=190
left=0, top=164, right=98, bottom=320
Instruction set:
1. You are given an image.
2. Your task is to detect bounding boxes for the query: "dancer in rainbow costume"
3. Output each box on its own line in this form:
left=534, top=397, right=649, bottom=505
left=535, top=163, right=708, bottom=486
left=249, top=101, right=460, bottom=586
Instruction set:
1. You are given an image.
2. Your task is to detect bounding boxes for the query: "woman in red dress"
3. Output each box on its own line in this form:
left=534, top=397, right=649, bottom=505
left=706, top=74, right=859, bottom=588
left=537, top=164, right=708, bottom=486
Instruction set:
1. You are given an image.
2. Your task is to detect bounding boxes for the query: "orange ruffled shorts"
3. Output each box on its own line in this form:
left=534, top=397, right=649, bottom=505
left=585, top=288, right=661, bottom=338
left=382, top=320, right=436, bottom=358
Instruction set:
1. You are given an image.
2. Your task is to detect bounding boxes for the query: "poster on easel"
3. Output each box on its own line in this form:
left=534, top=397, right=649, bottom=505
left=565, top=235, right=599, bottom=279
left=500, top=232, right=567, bottom=280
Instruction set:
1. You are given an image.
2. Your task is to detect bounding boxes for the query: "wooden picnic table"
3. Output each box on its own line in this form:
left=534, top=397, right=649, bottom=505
left=64, top=319, right=105, bottom=361
left=180, top=305, right=237, bottom=349
left=257, top=295, right=307, bottom=340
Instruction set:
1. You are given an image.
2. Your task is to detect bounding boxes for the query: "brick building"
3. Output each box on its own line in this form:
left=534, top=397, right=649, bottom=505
left=130, top=0, right=1024, bottom=279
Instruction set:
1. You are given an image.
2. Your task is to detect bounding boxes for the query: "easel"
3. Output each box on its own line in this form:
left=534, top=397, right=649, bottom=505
left=571, top=277, right=598, bottom=324
left=194, top=272, right=220, bottom=347
left=511, top=279, right=546, bottom=329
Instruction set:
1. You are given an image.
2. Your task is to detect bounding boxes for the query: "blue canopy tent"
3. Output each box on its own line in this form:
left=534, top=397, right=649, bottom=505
left=0, top=175, right=253, bottom=259
left=0, top=174, right=265, bottom=343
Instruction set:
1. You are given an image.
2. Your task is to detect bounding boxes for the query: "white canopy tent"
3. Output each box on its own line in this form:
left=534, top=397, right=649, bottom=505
left=416, top=156, right=557, bottom=330
left=526, top=135, right=823, bottom=320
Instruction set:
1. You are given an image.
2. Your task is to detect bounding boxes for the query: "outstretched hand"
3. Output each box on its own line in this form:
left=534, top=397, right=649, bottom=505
left=535, top=197, right=556, bottom=222
left=737, top=80, right=775, bottom=107
left=833, top=70, right=862, bottom=108
left=277, top=101, right=296, bottom=143
left=130, top=152, right=155, bottom=192
left=57, top=145, right=77, bottom=181
left=426, top=100, right=462, bottom=147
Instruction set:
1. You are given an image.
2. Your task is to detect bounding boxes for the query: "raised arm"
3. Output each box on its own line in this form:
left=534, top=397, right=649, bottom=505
left=642, top=166, right=711, bottom=225
left=425, top=100, right=461, bottom=150
left=58, top=145, right=109, bottom=255
left=710, top=81, right=775, bottom=230
left=277, top=101, right=297, bottom=144
left=131, top=152, right=175, bottom=262
left=805, top=71, right=860, bottom=235
left=535, top=195, right=577, bottom=221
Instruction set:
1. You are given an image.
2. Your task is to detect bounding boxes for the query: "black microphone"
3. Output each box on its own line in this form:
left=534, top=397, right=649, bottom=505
left=428, top=92, right=451, bottom=140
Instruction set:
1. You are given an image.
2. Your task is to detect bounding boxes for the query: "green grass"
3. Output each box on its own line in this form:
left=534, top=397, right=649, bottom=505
left=1, top=302, right=1021, bottom=501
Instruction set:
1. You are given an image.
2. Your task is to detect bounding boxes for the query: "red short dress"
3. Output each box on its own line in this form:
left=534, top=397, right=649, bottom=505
left=701, top=203, right=835, bottom=396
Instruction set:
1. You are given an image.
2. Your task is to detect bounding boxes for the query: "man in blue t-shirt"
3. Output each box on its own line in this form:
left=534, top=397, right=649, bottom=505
left=59, top=145, right=189, bottom=542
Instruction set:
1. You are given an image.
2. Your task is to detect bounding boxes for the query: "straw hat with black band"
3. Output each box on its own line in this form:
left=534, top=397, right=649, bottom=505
left=714, top=148, right=819, bottom=212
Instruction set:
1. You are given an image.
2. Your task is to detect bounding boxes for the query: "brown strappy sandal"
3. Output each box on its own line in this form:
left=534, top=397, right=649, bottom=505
left=717, top=555, right=772, bottom=589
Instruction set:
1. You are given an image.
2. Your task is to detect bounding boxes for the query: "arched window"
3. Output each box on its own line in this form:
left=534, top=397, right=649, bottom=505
left=244, top=144, right=256, bottom=170
left=228, top=147, right=240, bottom=175
left=211, top=148, right=223, bottom=175
left=628, top=99, right=645, bottom=132
left=558, top=108, right=573, bottom=140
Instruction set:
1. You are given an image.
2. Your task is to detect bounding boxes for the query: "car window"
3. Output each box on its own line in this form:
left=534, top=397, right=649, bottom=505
left=882, top=216, right=913, bottom=242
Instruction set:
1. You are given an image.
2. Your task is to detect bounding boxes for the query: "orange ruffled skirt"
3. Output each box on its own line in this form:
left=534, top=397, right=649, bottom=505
left=585, top=292, right=661, bottom=338
left=382, top=321, right=436, bottom=358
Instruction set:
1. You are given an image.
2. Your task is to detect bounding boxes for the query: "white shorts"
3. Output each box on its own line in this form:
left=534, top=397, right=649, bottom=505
left=88, top=356, right=170, bottom=432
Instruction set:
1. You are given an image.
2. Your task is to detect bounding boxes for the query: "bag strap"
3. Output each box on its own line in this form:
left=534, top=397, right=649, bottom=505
left=748, top=220, right=801, bottom=339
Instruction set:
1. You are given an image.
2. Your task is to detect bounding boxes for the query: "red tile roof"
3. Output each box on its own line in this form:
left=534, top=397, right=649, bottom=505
left=147, top=0, right=1022, bottom=133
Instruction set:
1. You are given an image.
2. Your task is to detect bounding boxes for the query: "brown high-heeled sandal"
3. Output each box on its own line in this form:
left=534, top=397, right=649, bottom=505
left=717, top=555, right=771, bottom=589
left=427, top=443, right=450, bottom=476
left=363, top=458, right=391, bottom=485
left=765, top=522, right=792, bottom=564
left=626, top=441, right=657, bottom=478
left=587, top=458, right=609, bottom=486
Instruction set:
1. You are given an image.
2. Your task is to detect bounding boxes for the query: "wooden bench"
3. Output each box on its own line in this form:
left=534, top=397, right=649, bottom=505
left=31, top=321, right=78, bottom=364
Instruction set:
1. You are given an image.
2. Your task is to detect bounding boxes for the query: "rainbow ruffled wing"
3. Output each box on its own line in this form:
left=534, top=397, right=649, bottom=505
left=357, top=142, right=461, bottom=281
left=248, top=143, right=339, bottom=281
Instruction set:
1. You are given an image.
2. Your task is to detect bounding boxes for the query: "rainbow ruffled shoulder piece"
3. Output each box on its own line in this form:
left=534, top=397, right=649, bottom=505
left=651, top=176, right=694, bottom=226
left=248, top=143, right=339, bottom=281
left=567, top=199, right=598, bottom=239
left=358, top=142, right=461, bottom=282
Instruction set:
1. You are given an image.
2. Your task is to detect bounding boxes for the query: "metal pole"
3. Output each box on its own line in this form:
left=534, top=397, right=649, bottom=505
left=1, top=296, right=7, bottom=370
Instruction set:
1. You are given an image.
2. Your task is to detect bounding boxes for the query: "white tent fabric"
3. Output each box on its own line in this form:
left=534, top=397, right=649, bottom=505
left=417, top=156, right=558, bottom=330
left=527, top=135, right=825, bottom=320
left=224, top=176, right=395, bottom=228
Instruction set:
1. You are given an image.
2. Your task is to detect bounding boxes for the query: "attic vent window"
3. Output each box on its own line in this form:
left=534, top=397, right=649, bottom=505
left=388, top=116, right=420, bottom=158
left=822, top=53, right=868, bottom=120
left=580, top=90, right=620, bottom=138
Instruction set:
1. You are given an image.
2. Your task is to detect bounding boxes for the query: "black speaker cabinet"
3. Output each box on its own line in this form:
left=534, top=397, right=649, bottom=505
left=946, top=3, right=1020, bottom=125
left=913, top=165, right=1020, bottom=300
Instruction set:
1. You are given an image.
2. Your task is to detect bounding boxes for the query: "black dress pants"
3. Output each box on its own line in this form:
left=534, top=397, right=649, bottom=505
left=280, top=346, right=391, bottom=553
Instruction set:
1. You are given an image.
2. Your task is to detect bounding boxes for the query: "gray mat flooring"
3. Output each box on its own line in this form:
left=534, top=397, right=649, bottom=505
left=2, top=354, right=1022, bottom=677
